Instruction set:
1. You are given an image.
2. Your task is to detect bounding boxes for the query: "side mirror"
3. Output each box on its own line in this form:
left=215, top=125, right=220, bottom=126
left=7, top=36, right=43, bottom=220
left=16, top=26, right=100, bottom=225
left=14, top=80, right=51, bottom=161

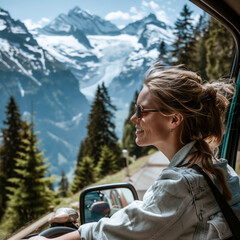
left=79, top=183, right=138, bottom=224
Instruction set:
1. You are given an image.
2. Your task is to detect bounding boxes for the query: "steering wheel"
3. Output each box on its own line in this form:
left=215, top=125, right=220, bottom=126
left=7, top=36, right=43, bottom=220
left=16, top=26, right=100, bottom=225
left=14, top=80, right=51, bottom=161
left=23, top=226, right=76, bottom=239
left=39, top=226, right=76, bottom=238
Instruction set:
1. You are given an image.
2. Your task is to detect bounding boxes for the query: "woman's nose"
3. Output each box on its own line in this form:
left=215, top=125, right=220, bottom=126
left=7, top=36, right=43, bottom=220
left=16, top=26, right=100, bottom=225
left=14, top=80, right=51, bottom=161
left=130, top=113, right=138, bottom=124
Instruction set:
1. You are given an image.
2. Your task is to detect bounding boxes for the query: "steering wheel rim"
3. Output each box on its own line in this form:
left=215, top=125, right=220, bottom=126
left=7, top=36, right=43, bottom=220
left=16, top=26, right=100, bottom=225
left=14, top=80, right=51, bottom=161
left=39, top=226, right=76, bottom=238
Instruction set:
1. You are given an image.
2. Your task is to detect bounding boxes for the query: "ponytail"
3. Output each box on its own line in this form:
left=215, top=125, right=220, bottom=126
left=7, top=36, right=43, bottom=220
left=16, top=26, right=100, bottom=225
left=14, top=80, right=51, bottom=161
left=188, top=140, right=232, bottom=201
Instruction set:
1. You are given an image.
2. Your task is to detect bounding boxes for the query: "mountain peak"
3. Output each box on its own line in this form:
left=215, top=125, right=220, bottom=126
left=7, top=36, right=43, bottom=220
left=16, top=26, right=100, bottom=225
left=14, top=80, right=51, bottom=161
left=146, top=13, right=157, bottom=20
left=144, top=13, right=166, bottom=27
left=0, top=7, right=38, bottom=46
left=0, top=8, right=9, bottom=16
left=43, top=6, right=120, bottom=35
left=71, top=6, right=81, bottom=12
left=68, top=6, right=92, bottom=19
left=121, top=12, right=167, bottom=35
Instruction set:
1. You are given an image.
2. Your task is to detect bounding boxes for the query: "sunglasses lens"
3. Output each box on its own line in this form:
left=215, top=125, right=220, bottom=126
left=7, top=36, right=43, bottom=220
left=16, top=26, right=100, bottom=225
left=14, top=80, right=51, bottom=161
left=135, top=105, right=141, bottom=119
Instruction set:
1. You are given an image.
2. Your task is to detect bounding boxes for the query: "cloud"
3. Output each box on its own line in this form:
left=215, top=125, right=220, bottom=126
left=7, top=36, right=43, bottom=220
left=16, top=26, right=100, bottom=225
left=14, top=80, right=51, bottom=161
left=130, top=7, right=137, bottom=14
left=129, top=1, right=168, bottom=22
left=105, top=11, right=131, bottom=21
left=141, top=0, right=171, bottom=25
left=155, top=10, right=172, bottom=25
left=23, top=17, right=50, bottom=30
left=142, top=0, right=160, bottom=11
left=105, top=0, right=171, bottom=28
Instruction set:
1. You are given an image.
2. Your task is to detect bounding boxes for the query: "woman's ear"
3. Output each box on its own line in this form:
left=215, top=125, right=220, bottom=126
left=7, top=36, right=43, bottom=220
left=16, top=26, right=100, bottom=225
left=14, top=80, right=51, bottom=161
left=170, top=112, right=184, bottom=129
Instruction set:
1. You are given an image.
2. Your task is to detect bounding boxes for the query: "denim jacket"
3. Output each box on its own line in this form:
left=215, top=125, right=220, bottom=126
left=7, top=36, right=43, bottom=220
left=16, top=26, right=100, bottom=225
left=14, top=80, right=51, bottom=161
left=79, top=141, right=240, bottom=239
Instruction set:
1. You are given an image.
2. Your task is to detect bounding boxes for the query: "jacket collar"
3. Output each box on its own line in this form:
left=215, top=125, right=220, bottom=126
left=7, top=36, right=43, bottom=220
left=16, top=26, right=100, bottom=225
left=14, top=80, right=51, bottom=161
left=168, top=141, right=196, bottom=167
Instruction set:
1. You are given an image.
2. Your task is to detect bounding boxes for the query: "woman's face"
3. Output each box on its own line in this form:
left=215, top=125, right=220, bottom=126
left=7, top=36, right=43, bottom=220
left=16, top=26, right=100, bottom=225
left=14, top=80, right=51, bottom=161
left=131, top=85, right=172, bottom=149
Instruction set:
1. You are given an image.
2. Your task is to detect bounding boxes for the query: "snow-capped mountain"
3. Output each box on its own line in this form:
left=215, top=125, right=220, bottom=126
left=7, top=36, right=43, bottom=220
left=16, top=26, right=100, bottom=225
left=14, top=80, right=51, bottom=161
left=41, top=6, right=121, bottom=36
left=34, top=8, right=174, bottom=134
left=0, top=6, right=174, bottom=180
left=0, top=8, right=90, bottom=179
left=121, top=13, right=168, bottom=35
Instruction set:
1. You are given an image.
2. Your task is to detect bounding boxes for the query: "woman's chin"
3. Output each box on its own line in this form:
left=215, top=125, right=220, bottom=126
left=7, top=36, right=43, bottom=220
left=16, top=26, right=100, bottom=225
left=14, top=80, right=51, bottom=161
left=135, top=138, right=149, bottom=147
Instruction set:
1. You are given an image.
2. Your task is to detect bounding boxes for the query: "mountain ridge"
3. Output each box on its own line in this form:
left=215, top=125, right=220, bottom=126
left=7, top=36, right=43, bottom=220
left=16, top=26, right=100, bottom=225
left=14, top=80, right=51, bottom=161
left=41, top=6, right=121, bottom=36
left=0, top=6, right=173, bottom=180
left=0, top=7, right=90, bottom=180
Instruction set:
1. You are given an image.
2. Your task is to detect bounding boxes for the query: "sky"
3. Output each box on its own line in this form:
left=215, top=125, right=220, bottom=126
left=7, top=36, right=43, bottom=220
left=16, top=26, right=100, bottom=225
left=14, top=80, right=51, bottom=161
left=1, top=0, right=203, bottom=30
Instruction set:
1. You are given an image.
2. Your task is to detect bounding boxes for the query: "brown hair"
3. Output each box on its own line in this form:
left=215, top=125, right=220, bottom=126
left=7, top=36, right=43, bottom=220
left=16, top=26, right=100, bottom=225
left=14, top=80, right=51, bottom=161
left=144, top=64, right=235, bottom=201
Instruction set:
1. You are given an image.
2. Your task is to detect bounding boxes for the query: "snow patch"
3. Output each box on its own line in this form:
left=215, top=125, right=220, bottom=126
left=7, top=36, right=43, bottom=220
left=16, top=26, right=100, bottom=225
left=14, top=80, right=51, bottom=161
left=0, top=11, right=8, bottom=16
left=0, top=19, right=6, bottom=31
left=0, top=39, right=42, bottom=85
left=0, top=39, right=11, bottom=52
left=17, top=80, right=25, bottom=97
left=52, top=20, right=71, bottom=32
left=10, top=25, right=27, bottom=34
left=80, top=34, right=138, bottom=100
left=35, top=35, right=88, bottom=63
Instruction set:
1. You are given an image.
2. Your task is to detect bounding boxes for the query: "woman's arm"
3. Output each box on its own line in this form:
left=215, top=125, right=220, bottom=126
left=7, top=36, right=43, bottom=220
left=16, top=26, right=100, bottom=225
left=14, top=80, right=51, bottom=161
left=28, top=230, right=81, bottom=240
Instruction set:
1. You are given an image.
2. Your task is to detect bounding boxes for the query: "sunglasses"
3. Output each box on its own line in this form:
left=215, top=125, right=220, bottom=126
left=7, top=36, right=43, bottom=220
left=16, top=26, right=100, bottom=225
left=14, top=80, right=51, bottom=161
left=134, top=104, right=160, bottom=120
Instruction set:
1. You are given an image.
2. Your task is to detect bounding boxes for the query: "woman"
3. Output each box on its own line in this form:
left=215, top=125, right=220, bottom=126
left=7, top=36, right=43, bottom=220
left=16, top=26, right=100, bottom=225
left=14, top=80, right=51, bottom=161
left=30, top=64, right=240, bottom=239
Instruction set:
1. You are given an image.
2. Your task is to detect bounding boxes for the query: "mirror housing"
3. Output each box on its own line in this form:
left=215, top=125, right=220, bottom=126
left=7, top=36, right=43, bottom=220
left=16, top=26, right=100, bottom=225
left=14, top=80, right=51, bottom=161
left=79, top=183, right=138, bottom=224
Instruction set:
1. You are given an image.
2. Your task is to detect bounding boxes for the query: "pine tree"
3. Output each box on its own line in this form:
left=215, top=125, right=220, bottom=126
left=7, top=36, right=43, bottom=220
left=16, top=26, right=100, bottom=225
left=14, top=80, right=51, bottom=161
left=71, top=156, right=95, bottom=193
left=0, top=96, right=22, bottom=218
left=190, top=13, right=210, bottom=80
left=0, top=146, right=4, bottom=219
left=172, top=4, right=195, bottom=68
left=158, top=40, right=168, bottom=64
left=159, top=41, right=167, bottom=56
left=97, top=145, right=118, bottom=178
left=58, top=171, right=69, bottom=197
left=205, top=17, right=234, bottom=80
left=71, top=141, right=85, bottom=193
left=5, top=120, right=53, bottom=231
left=47, top=173, right=55, bottom=191
left=84, top=83, right=121, bottom=166
left=76, top=141, right=86, bottom=170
